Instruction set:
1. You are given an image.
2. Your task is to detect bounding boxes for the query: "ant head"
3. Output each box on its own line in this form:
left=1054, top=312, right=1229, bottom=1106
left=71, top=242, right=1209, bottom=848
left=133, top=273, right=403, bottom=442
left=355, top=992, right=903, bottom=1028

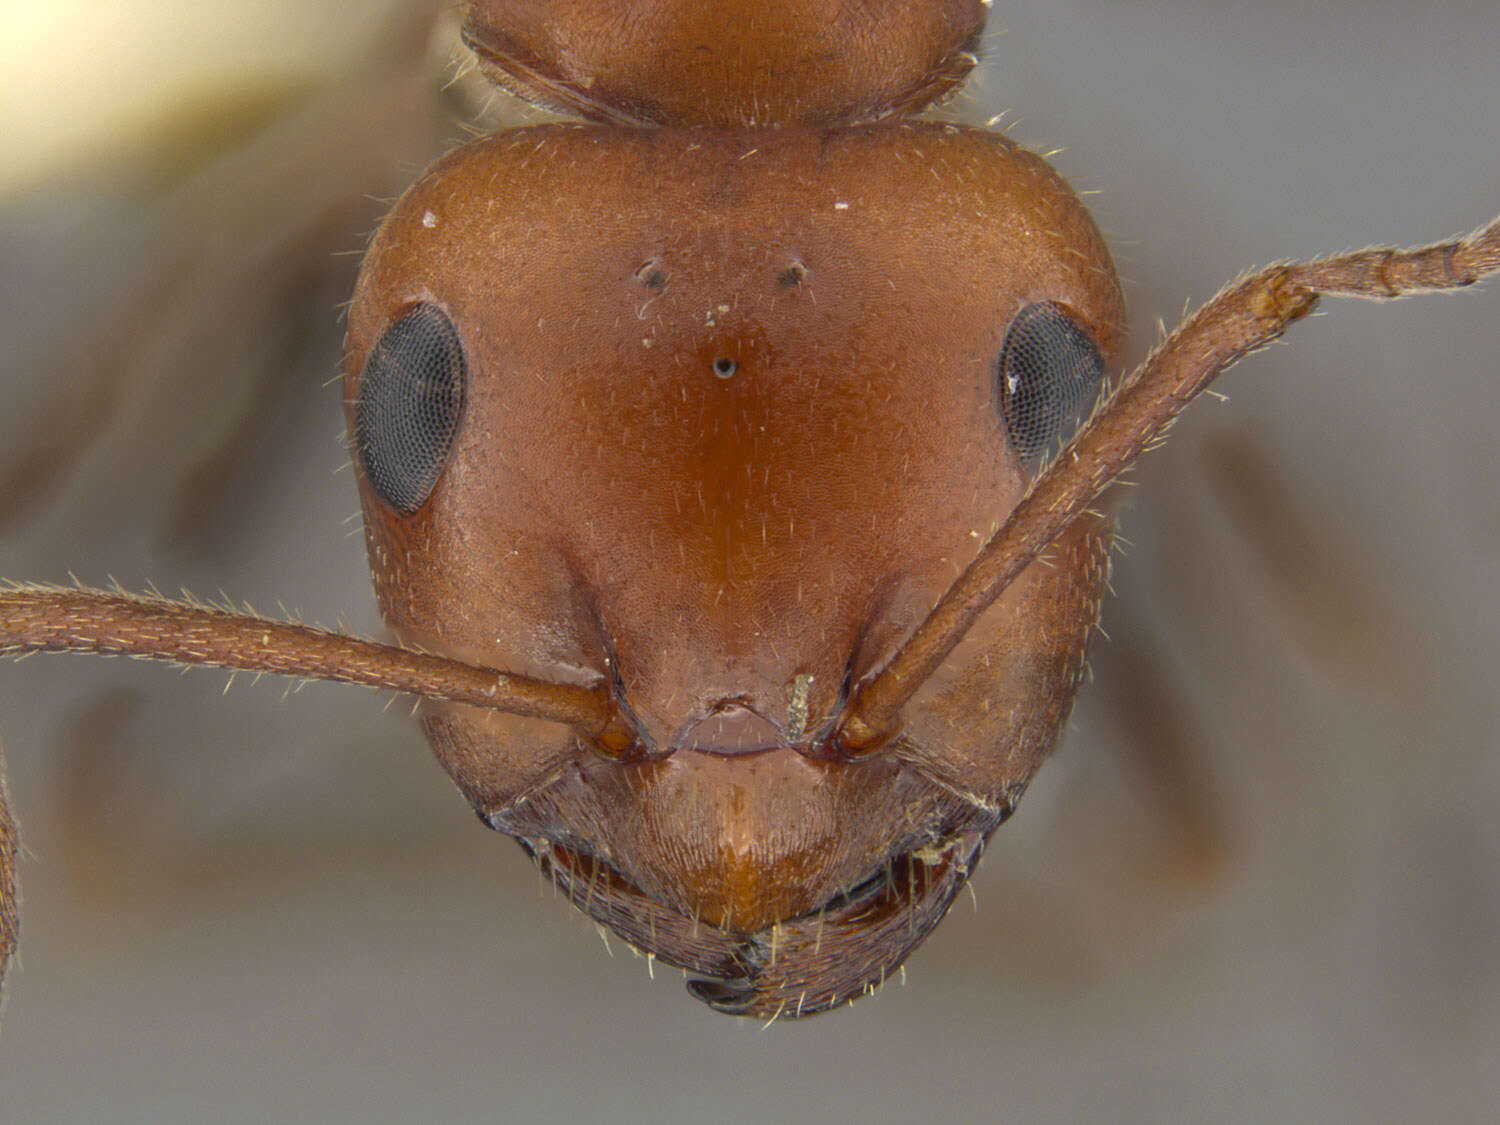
left=343, top=122, right=1122, bottom=1015
left=462, top=0, right=987, bottom=126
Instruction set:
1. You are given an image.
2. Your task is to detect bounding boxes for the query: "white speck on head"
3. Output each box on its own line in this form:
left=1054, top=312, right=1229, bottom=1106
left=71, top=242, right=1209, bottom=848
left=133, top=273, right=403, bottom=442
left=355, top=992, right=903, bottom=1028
left=833, top=201, right=850, bottom=211
left=421, top=210, right=438, bottom=228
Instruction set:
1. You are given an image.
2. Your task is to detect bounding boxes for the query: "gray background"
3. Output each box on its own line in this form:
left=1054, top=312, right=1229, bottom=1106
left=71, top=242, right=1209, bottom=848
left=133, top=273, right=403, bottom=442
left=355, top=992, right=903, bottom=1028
left=1, top=1, right=1498, bottom=1120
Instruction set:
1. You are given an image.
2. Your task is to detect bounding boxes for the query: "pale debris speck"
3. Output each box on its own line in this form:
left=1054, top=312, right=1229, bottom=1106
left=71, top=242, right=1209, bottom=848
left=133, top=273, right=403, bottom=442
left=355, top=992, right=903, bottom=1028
left=421, top=210, right=438, bottom=228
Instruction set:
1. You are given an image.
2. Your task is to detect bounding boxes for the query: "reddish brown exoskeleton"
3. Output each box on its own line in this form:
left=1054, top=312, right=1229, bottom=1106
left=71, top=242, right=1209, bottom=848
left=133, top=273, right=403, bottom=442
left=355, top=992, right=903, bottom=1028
left=0, top=0, right=1496, bottom=1020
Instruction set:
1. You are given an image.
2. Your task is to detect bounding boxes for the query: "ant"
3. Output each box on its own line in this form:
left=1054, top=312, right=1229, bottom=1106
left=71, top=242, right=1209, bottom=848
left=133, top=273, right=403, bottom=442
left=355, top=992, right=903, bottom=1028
left=0, top=0, right=1496, bottom=1040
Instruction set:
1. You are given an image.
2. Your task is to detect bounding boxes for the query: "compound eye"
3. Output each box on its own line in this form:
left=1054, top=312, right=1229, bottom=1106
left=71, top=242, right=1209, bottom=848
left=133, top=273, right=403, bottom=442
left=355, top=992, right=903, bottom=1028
left=996, top=302, right=1107, bottom=468
left=354, top=302, right=467, bottom=513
